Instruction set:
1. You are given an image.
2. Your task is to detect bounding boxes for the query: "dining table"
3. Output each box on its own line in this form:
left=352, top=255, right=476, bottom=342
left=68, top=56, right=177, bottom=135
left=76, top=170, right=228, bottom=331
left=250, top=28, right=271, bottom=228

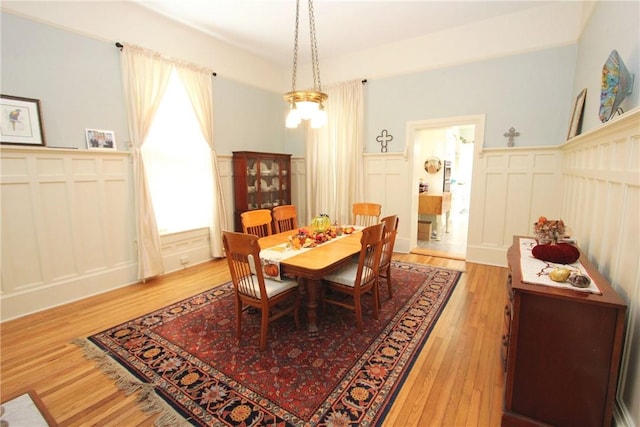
left=258, top=227, right=363, bottom=333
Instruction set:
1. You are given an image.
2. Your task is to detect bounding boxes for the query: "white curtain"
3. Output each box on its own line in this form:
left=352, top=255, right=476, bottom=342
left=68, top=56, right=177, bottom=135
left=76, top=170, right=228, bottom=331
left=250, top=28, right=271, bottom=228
left=120, top=44, right=173, bottom=280
left=121, top=44, right=226, bottom=279
left=176, top=66, right=227, bottom=258
left=305, top=80, right=364, bottom=225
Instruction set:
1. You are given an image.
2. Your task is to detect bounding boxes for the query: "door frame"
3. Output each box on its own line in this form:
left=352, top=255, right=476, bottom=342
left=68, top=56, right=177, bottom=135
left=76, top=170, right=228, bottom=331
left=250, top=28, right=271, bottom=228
left=406, top=114, right=486, bottom=254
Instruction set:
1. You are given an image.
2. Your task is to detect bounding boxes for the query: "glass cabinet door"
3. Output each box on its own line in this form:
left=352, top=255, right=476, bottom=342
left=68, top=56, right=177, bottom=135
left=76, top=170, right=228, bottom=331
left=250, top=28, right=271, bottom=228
left=246, top=158, right=258, bottom=210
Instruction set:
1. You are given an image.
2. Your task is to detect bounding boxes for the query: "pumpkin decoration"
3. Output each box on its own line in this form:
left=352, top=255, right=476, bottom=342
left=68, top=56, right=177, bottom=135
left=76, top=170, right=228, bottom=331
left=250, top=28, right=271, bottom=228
left=263, top=263, right=279, bottom=278
left=532, top=242, right=580, bottom=264
left=311, top=213, right=331, bottom=233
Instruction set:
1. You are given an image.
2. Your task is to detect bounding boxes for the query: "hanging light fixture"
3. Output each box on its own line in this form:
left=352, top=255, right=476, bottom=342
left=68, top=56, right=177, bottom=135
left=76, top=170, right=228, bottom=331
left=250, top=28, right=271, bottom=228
left=284, top=0, right=327, bottom=129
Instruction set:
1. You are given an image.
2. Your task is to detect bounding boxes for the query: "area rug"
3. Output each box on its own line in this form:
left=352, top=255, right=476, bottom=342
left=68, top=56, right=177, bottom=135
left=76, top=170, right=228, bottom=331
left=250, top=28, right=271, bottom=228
left=75, top=261, right=461, bottom=426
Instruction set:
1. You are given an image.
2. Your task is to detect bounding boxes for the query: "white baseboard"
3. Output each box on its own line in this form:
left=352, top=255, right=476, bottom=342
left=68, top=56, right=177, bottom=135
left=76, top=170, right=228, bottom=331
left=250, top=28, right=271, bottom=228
left=0, top=262, right=138, bottom=322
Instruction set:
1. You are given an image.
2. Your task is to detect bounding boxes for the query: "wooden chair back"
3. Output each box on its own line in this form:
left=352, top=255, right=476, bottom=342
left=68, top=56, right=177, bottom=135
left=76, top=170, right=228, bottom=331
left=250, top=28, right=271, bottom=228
left=223, top=231, right=265, bottom=300
left=356, top=222, right=385, bottom=288
left=272, top=205, right=298, bottom=233
left=222, top=231, right=300, bottom=351
left=240, top=209, right=273, bottom=237
left=322, top=222, right=385, bottom=331
left=379, top=215, right=399, bottom=302
left=352, top=202, right=382, bottom=227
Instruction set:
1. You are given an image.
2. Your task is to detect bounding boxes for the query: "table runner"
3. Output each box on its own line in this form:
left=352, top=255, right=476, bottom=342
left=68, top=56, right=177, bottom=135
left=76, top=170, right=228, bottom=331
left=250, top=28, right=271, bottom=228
left=519, top=237, right=601, bottom=294
left=259, top=226, right=363, bottom=280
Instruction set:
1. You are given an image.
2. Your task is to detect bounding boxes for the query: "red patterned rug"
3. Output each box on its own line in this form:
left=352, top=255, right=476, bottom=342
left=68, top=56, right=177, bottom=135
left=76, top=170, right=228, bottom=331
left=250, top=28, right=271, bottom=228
left=75, top=261, right=461, bottom=426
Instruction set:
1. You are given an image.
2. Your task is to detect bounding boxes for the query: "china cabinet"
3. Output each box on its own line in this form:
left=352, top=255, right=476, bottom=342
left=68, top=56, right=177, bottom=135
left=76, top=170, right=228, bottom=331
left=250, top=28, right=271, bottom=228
left=502, top=236, right=626, bottom=427
left=232, top=151, right=292, bottom=232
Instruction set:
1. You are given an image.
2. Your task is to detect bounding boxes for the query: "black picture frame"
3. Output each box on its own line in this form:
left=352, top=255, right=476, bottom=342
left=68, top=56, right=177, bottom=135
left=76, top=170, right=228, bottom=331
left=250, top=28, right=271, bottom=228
left=0, top=94, right=46, bottom=146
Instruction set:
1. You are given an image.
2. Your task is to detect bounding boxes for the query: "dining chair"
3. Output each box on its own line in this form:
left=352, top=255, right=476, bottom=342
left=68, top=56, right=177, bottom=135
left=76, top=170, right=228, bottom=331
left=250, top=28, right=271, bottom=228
left=240, top=209, right=273, bottom=237
left=379, top=214, right=399, bottom=304
left=352, top=202, right=382, bottom=227
left=322, top=222, right=385, bottom=332
left=222, top=231, right=300, bottom=351
left=272, top=205, right=298, bottom=233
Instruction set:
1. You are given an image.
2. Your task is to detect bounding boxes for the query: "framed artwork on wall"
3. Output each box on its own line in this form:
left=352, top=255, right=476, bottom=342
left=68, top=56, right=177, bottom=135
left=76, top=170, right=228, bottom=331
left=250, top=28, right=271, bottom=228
left=0, top=95, right=46, bottom=146
left=567, top=88, right=587, bottom=140
left=85, top=129, right=116, bottom=150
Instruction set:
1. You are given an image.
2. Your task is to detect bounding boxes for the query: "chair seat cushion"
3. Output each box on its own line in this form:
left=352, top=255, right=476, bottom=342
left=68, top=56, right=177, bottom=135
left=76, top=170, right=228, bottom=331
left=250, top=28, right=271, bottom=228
left=324, top=264, right=372, bottom=288
left=243, top=276, right=298, bottom=298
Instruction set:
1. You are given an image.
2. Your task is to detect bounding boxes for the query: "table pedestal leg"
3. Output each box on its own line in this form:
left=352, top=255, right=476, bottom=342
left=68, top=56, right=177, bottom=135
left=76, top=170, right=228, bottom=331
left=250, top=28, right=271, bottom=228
left=304, top=278, right=321, bottom=333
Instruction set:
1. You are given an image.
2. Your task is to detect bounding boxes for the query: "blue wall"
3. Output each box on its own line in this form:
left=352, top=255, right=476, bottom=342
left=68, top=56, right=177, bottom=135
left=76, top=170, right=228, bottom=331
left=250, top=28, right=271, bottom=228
left=1, top=11, right=289, bottom=156
left=213, top=77, right=286, bottom=156
left=1, top=12, right=127, bottom=150
left=364, top=46, right=577, bottom=153
left=572, top=0, right=639, bottom=133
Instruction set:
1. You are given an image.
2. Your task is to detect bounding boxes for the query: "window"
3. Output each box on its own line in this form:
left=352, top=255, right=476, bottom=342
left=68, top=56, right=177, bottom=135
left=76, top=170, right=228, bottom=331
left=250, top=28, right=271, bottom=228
left=142, top=68, right=213, bottom=235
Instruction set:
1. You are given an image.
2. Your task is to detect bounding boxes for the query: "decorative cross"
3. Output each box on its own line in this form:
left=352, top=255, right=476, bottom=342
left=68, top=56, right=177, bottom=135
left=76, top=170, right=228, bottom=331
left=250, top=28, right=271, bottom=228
left=504, top=127, right=520, bottom=147
left=376, top=129, right=393, bottom=153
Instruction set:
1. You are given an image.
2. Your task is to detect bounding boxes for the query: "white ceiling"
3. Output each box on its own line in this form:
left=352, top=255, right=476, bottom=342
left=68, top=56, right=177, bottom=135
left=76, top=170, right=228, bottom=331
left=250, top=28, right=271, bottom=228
left=134, top=1, right=556, bottom=66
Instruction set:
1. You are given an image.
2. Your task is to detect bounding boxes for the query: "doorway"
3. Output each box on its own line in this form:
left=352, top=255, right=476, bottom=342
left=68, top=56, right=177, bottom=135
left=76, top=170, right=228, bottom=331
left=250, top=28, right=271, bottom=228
left=407, top=115, right=484, bottom=259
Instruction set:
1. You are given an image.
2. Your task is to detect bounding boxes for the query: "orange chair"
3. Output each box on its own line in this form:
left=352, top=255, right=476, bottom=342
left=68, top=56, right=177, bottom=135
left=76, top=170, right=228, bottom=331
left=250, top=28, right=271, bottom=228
left=322, top=222, right=385, bottom=331
left=222, top=231, right=300, bottom=351
left=352, top=202, right=381, bottom=227
left=240, top=209, right=273, bottom=237
left=272, top=205, right=298, bottom=233
left=379, top=215, right=399, bottom=303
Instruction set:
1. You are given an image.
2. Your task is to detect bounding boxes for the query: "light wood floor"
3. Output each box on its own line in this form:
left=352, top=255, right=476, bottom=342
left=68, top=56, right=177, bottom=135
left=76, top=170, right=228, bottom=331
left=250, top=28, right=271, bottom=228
left=0, top=254, right=508, bottom=426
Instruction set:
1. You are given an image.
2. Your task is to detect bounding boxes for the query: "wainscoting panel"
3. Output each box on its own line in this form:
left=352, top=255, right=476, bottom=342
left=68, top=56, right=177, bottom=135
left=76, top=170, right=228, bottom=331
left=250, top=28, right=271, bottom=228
left=560, top=108, right=640, bottom=426
left=290, top=157, right=306, bottom=224
left=466, top=147, right=564, bottom=266
left=0, top=147, right=137, bottom=321
left=160, top=228, right=212, bottom=273
left=364, top=155, right=404, bottom=215
left=364, top=154, right=407, bottom=248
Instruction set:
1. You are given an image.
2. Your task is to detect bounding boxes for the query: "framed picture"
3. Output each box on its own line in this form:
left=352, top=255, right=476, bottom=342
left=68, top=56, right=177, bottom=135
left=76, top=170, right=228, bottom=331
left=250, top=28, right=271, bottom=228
left=85, top=128, right=116, bottom=150
left=0, top=95, right=46, bottom=146
left=567, top=88, right=587, bottom=140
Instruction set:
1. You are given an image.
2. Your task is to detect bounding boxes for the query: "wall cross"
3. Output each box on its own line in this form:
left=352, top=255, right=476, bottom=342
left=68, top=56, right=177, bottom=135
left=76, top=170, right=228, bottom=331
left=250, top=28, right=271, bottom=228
left=504, top=127, right=520, bottom=147
left=376, top=129, right=393, bottom=153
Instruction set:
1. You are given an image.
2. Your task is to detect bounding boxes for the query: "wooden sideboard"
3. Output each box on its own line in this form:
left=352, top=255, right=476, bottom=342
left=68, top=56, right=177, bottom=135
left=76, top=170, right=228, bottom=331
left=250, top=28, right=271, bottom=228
left=417, top=192, right=451, bottom=240
left=502, top=236, right=626, bottom=427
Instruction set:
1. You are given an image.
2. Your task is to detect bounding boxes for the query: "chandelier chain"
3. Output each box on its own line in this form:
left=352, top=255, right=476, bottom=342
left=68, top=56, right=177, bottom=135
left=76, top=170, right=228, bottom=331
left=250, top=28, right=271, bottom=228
left=290, top=0, right=300, bottom=92
left=284, top=0, right=327, bottom=128
left=308, top=0, right=322, bottom=91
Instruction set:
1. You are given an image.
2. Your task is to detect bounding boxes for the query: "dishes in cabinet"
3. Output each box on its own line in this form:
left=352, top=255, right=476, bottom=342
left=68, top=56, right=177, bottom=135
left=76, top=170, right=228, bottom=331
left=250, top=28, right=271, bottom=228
left=272, top=177, right=279, bottom=188
left=247, top=185, right=256, bottom=193
left=260, top=179, right=269, bottom=191
left=260, top=161, right=270, bottom=176
left=272, top=163, right=279, bottom=174
left=248, top=164, right=257, bottom=176
left=282, top=170, right=288, bottom=176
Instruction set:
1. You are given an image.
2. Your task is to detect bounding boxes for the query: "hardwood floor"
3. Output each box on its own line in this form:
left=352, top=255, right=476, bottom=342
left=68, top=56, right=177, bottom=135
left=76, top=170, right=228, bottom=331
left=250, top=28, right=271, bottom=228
left=0, top=254, right=508, bottom=426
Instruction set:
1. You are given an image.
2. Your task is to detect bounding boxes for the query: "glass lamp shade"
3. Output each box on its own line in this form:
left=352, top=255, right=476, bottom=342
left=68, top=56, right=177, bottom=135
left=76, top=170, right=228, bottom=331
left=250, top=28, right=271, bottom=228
left=283, top=90, right=328, bottom=128
left=286, top=106, right=301, bottom=128
left=296, top=101, right=319, bottom=120
left=310, top=107, right=327, bottom=128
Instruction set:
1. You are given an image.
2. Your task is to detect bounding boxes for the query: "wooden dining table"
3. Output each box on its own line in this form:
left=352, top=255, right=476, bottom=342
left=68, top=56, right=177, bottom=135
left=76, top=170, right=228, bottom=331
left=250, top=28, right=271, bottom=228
left=259, top=228, right=362, bottom=333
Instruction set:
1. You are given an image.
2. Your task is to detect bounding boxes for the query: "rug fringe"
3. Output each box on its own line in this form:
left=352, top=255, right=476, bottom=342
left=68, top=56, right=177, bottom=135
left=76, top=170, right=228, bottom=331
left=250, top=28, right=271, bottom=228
left=72, top=338, right=190, bottom=427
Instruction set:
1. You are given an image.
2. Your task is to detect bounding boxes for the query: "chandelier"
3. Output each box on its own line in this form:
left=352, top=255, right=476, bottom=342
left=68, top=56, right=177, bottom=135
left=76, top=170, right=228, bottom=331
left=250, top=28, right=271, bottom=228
left=284, top=0, right=327, bottom=129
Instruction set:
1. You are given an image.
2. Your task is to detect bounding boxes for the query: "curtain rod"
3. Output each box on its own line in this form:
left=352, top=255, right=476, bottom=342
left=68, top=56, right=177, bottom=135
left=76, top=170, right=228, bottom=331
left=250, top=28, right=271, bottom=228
left=114, top=42, right=217, bottom=77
